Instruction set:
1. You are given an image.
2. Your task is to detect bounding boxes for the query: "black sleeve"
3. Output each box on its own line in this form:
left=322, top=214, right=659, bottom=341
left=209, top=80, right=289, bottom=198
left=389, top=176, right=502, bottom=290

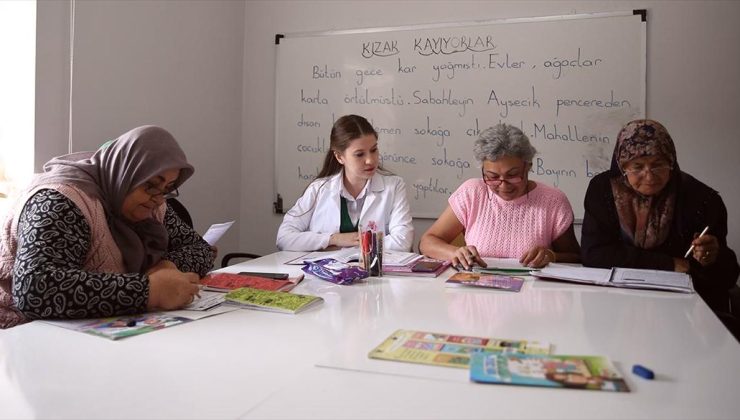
left=162, top=204, right=215, bottom=276
left=12, top=190, right=149, bottom=320
left=688, top=192, right=739, bottom=292
left=580, top=175, right=674, bottom=271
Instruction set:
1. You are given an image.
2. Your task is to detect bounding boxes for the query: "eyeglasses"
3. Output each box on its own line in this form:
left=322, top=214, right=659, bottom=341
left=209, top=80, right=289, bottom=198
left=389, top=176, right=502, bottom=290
left=622, top=165, right=673, bottom=178
left=143, top=183, right=179, bottom=200
left=481, top=168, right=525, bottom=187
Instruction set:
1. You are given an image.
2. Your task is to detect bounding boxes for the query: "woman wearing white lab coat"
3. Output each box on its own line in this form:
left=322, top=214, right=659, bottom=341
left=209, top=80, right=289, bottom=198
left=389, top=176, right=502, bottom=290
left=276, top=115, right=413, bottom=252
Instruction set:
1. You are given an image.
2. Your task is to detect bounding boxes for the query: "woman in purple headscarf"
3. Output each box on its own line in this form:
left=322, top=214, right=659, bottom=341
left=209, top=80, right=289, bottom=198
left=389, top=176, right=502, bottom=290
left=0, top=126, right=215, bottom=328
left=581, top=120, right=739, bottom=319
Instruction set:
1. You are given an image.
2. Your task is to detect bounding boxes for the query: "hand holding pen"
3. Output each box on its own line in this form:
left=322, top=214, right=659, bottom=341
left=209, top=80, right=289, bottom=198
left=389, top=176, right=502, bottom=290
left=685, top=226, right=719, bottom=266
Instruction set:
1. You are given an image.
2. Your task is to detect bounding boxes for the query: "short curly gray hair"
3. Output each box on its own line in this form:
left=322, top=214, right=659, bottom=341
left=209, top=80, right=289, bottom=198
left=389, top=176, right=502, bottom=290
left=473, top=123, right=537, bottom=164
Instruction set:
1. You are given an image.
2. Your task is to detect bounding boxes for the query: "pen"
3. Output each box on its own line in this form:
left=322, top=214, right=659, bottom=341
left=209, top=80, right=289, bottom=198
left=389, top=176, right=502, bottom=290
left=684, top=226, right=709, bottom=258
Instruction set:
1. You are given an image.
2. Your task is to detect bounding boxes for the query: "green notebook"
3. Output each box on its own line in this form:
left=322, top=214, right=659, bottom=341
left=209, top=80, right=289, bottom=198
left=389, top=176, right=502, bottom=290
left=224, top=287, right=323, bottom=314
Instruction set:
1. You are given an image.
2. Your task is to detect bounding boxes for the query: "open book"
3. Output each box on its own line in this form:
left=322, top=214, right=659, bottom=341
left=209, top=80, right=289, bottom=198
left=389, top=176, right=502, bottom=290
left=473, top=258, right=538, bottom=274
left=534, top=265, right=694, bottom=293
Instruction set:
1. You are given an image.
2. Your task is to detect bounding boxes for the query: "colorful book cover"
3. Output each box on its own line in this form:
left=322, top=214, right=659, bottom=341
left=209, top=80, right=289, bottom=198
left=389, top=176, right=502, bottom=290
left=470, top=353, right=630, bottom=392
left=446, top=272, right=524, bottom=292
left=48, top=313, right=192, bottom=340
left=201, top=272, right=300, bottom=292
left=224, top=287, right=323, bottom=314
left=368, top=329, right=551, bottom=369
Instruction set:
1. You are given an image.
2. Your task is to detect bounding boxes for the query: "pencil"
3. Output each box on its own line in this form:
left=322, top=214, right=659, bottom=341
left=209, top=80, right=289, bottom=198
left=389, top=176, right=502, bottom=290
left=684, top=226, right=709, bottom=258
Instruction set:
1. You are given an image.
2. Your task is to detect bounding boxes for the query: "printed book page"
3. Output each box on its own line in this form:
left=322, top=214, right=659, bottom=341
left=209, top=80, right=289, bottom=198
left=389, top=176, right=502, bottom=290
left=611, top=268, right=693, bottom=292
left=476, top=258, right=537, bottom=273
left=536, top=266, right=613, bottom=285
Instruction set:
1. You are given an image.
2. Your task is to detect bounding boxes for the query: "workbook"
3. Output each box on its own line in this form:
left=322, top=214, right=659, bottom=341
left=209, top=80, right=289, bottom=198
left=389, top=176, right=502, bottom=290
left=473, top=258, right=538, bottom=275
left=200, top=272, right=302, bottom=292
left=39, top=305, right=238, bottom=340
left=446, top=272, right=524, bottom=292
left=534, top=265, right=694, bottom=293
left=470, top=353, right=630, bottom=392
left=382, top=258, right=451, bottom=278
left=224, top=287, right=323, bottom=314
left=368, top=329, right=551, bottom=369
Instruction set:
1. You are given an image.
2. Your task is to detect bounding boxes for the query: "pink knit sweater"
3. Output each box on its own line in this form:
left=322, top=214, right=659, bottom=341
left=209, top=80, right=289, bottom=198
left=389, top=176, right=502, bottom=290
left=449, top=179, right=574, bottom=258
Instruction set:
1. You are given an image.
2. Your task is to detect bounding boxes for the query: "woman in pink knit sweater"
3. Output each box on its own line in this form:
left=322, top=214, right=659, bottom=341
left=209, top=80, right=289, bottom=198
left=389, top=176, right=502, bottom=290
left=420, top=123, right=580, bottom=270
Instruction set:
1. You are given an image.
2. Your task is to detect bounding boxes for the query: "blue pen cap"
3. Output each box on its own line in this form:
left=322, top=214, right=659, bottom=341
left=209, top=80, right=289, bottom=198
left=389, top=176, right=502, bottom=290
left=632, top=364, right=655, bottom=380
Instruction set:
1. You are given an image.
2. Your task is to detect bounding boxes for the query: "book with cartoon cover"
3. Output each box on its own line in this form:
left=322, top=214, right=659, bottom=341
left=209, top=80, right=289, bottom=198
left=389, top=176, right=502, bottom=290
left=43, top=313, right=192, bottom=340
left=368, top=329, right=551, bottom=368
left=470, top=353, right=630, bottom=392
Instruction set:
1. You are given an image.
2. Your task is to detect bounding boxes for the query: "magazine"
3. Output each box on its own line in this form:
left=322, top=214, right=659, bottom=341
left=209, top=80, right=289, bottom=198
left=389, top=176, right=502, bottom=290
left=41, top=306, right=237, bottom=340
left=43, top=313, right=182, bottom=340
left=368, top=329, right=551, bottom=369
left=470, top=353, right=630, bottom=392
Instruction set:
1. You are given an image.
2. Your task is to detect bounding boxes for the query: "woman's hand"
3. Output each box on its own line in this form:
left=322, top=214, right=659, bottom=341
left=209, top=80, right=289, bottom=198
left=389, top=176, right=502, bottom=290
left=691, top=234, right=719, bottom=266
left=451, top=245, right=486, bottom=270
left=147, top=268, right=201, bottom=311
left=328, top=232, right=360, bottom=248
left=520, top=246, right=556, bottom=268
left=673, top=258, right=691, bottom=273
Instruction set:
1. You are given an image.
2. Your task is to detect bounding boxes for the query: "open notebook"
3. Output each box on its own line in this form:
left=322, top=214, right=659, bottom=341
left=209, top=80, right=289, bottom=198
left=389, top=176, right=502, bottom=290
left=534, top=265, right=694, bottom=293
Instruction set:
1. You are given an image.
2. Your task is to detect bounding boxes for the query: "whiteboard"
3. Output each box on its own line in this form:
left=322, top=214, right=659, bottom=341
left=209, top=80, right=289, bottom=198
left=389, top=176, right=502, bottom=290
left=275, top=11, right=646, bottom=219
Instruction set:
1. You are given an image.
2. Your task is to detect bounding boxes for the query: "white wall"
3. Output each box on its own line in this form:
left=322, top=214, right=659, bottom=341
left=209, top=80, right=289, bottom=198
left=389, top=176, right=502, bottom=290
left=34, top=1, right=740, bottom=264
left=241, top=0, right=740, bottom=257
left=36, top=0, right=245, bottom=260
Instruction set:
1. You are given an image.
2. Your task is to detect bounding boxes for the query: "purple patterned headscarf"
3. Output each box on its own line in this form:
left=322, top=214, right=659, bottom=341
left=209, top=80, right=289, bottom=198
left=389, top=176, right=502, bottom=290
left=609, top=119, right=677, bottom=249
left=29, top=125, right=194, bottom=272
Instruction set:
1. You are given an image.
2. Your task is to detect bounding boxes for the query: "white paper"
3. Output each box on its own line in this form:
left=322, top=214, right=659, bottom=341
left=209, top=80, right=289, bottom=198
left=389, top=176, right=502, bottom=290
left=183, top=290, right=226, bottom=311
left=202, top=220, right=235, bottom=245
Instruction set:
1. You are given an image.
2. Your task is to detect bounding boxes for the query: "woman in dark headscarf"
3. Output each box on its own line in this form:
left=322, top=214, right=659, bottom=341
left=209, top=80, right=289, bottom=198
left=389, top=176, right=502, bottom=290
left=581, top=119, right=739, bottom=316
left=0, top=125, right=215, bottom=328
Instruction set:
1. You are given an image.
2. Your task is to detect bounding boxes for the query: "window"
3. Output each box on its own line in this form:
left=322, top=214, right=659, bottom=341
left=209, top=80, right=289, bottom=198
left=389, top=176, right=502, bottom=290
left=0, top=0, right=36, bottom=215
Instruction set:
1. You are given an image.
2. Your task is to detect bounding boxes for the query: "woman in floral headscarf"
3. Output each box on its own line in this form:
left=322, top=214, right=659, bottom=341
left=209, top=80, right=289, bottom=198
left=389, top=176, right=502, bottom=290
left=581, top=119, right=739, bottom=316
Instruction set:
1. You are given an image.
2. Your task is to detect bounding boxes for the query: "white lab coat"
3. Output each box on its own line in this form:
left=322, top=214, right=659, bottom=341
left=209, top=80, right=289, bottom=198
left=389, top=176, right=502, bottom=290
left=276, top=171, right=413, bottom=251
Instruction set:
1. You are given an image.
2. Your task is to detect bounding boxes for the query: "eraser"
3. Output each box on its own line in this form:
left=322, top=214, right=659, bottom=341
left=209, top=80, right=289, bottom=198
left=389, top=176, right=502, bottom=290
left=632, top=364, right=655, bottom=379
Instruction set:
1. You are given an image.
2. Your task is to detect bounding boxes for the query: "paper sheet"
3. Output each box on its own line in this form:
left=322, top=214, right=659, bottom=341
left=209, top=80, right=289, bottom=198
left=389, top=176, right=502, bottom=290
left=202, top=220, right=235, bottom=245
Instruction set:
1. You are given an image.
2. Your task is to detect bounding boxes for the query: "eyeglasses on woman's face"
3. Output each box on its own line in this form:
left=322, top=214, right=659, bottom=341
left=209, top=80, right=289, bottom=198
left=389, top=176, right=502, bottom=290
left=143, top=182, right=179, bottom=200
left=481, top=168, right=525, bottom=187
left=621, top=156, right=673, bottom=180
left=622, top=164, right=673, bottom=179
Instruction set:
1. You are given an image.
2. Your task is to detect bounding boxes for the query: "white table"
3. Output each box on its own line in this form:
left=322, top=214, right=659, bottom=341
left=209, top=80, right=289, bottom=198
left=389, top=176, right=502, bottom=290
left=1, top=251, right=738, bottom=419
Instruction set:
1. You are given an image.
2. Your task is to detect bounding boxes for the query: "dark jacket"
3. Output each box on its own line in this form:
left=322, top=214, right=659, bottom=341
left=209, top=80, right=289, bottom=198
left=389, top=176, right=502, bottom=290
left=581, top=171, right=739, bottom=312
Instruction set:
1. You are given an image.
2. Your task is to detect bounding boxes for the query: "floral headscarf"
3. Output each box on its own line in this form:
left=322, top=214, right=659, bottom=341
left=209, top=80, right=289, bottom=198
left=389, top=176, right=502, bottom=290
left=609, top=119, right=678, bottom=249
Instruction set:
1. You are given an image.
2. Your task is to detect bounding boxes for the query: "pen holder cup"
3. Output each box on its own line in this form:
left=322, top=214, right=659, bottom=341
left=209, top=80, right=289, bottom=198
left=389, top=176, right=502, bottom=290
left=361, top=231, right=383, bottom=277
